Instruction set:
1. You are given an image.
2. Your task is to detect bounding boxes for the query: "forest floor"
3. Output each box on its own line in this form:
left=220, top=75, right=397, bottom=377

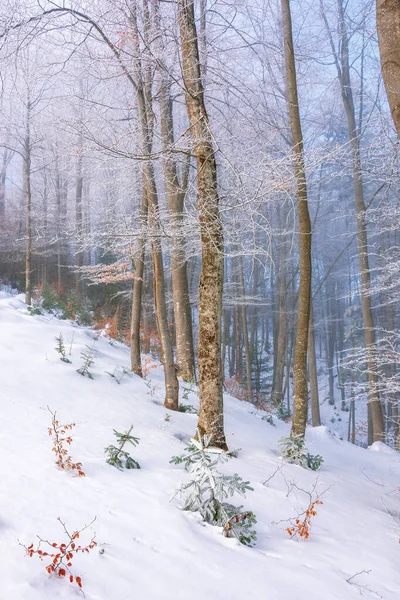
left=0, top=291, right=399, bottom=600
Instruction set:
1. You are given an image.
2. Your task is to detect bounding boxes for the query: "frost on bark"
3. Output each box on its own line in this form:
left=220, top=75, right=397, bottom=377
left=178, top=0, right=227, bottom=449
left=281, top=0, right=312, bottom=440
left=320, top=0, right=385, bottom=442
left=377, top=0, right=400, bottom=137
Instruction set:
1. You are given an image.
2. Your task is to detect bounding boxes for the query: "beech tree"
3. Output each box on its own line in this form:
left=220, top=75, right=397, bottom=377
left=377, top=0, right=400, bottom=136
left=177, top=0, right=227, bottom=449
left=281, top=0, right=312, bottom=440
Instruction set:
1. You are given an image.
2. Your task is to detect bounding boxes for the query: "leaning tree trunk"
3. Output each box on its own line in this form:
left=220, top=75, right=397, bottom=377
left=333, top=0, right=384, bottom=442
left=281, top=0, right=312, bottom=441
left=376, top=0, right=400, bottom=137
left=178, top=0, right=227, bottom=449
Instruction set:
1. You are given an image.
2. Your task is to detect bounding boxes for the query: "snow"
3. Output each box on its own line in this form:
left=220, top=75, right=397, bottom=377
left=0, top=292, right=399, bottom=600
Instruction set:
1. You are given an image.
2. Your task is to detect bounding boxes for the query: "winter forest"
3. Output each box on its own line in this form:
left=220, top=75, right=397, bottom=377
left=1, top=0, right=400, bottom=598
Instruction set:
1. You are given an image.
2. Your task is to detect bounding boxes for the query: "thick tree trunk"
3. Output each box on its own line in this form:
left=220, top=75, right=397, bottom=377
left=376, top=0, right=400, bottom=136
left=281, top=0, right=312, bottom=440
left=178, top=0, right=227, bottom=449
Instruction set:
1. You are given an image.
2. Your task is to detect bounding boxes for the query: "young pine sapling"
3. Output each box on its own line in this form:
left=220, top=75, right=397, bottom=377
left=105, top=425, right=140, bottom=470
left=278, top=435, right=324, bottom=471
left=171, top=432, right=256, bottom=546
left=55, top=333, right=71, bottom=363
left=77, top=344, right=95, bottom=379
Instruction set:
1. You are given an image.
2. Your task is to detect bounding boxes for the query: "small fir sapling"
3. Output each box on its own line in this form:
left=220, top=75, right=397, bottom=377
left=48, top=408, right=85, bottom=476
left=276, top=401, right=291, bottom=422
left=278, top=435, right=324, bottom=471
left=21, top=516, right=96, bottom=590
left=55, top=333, right=72, bottom=363
left=105, top=425, right=140, bottom=469
left=262, top=414, right=276, bottom=426
left=105, top=365, right=130, bottom=384
left=178, top=404, right=198, bottom=414
left=170, top=432, right=257, bottom=546
left=178, top=382, right=198, bottom=413
left=77, top=344, right=96, bottom=379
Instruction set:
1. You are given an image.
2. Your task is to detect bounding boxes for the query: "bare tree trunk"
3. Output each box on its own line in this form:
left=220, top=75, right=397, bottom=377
left=238, top=255, right=253, bottom=402
left=75, top=149, right=83, bottom=298
left=157, top=71, right=195, bottom=381
left=376, top=0, right=400, bottom=136
left=0, top=149, right=12, bottom=216
left=24, top=102, right=32, bottom=306
left=178, top=0, right=227, bottom=449
left=321, top=0, right=384, bottom=442
left=281, top=0, right=312, bottom=440
left=130, top=181, right=148, bottom=377
left=134, top=1, right=179, bottom=409
left=308, top=303, right=321, bottom=426
left=271, top=232, right=288, bottom=405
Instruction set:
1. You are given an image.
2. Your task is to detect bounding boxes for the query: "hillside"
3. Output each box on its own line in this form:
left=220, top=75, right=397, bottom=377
left=0, top=291, right=399, bottom=600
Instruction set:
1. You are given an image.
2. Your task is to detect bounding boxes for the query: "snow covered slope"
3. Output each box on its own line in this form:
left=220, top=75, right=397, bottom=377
left=0, top=292, right=399, bottom=600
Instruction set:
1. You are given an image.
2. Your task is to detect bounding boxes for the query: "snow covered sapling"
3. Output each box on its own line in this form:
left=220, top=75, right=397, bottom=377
left=278, top=435, right=324, bottom=471
left=55, top=334, right=71, bottom=363
left=77, top=344, right=95, bottom=379
left=21, top=516, right=96, bottom=591
left=48, top=408, right=85, bottom=476
left=171, top=432, right=257, bottom=545
left=105, top=365, right=130, bottom=384
left=276, top=401, right=291, bottom=422
left=178, top=403, right=198, bottom=414
left=105, top=425, right=140, bottom=469
left=262, top=414, right=276, bottom=426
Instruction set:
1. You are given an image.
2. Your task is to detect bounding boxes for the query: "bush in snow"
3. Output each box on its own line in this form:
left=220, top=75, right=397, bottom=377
left=21, top=516, right=96, bottom=590
left=105, top=426, right=140, bottom=469
left=286, top=496, right=324, bottom=540
left=278, top=435, right=324, bottom=471
left=171, top=432, right=257, bottom=546
left=48, top=408, right=85, bottom=477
